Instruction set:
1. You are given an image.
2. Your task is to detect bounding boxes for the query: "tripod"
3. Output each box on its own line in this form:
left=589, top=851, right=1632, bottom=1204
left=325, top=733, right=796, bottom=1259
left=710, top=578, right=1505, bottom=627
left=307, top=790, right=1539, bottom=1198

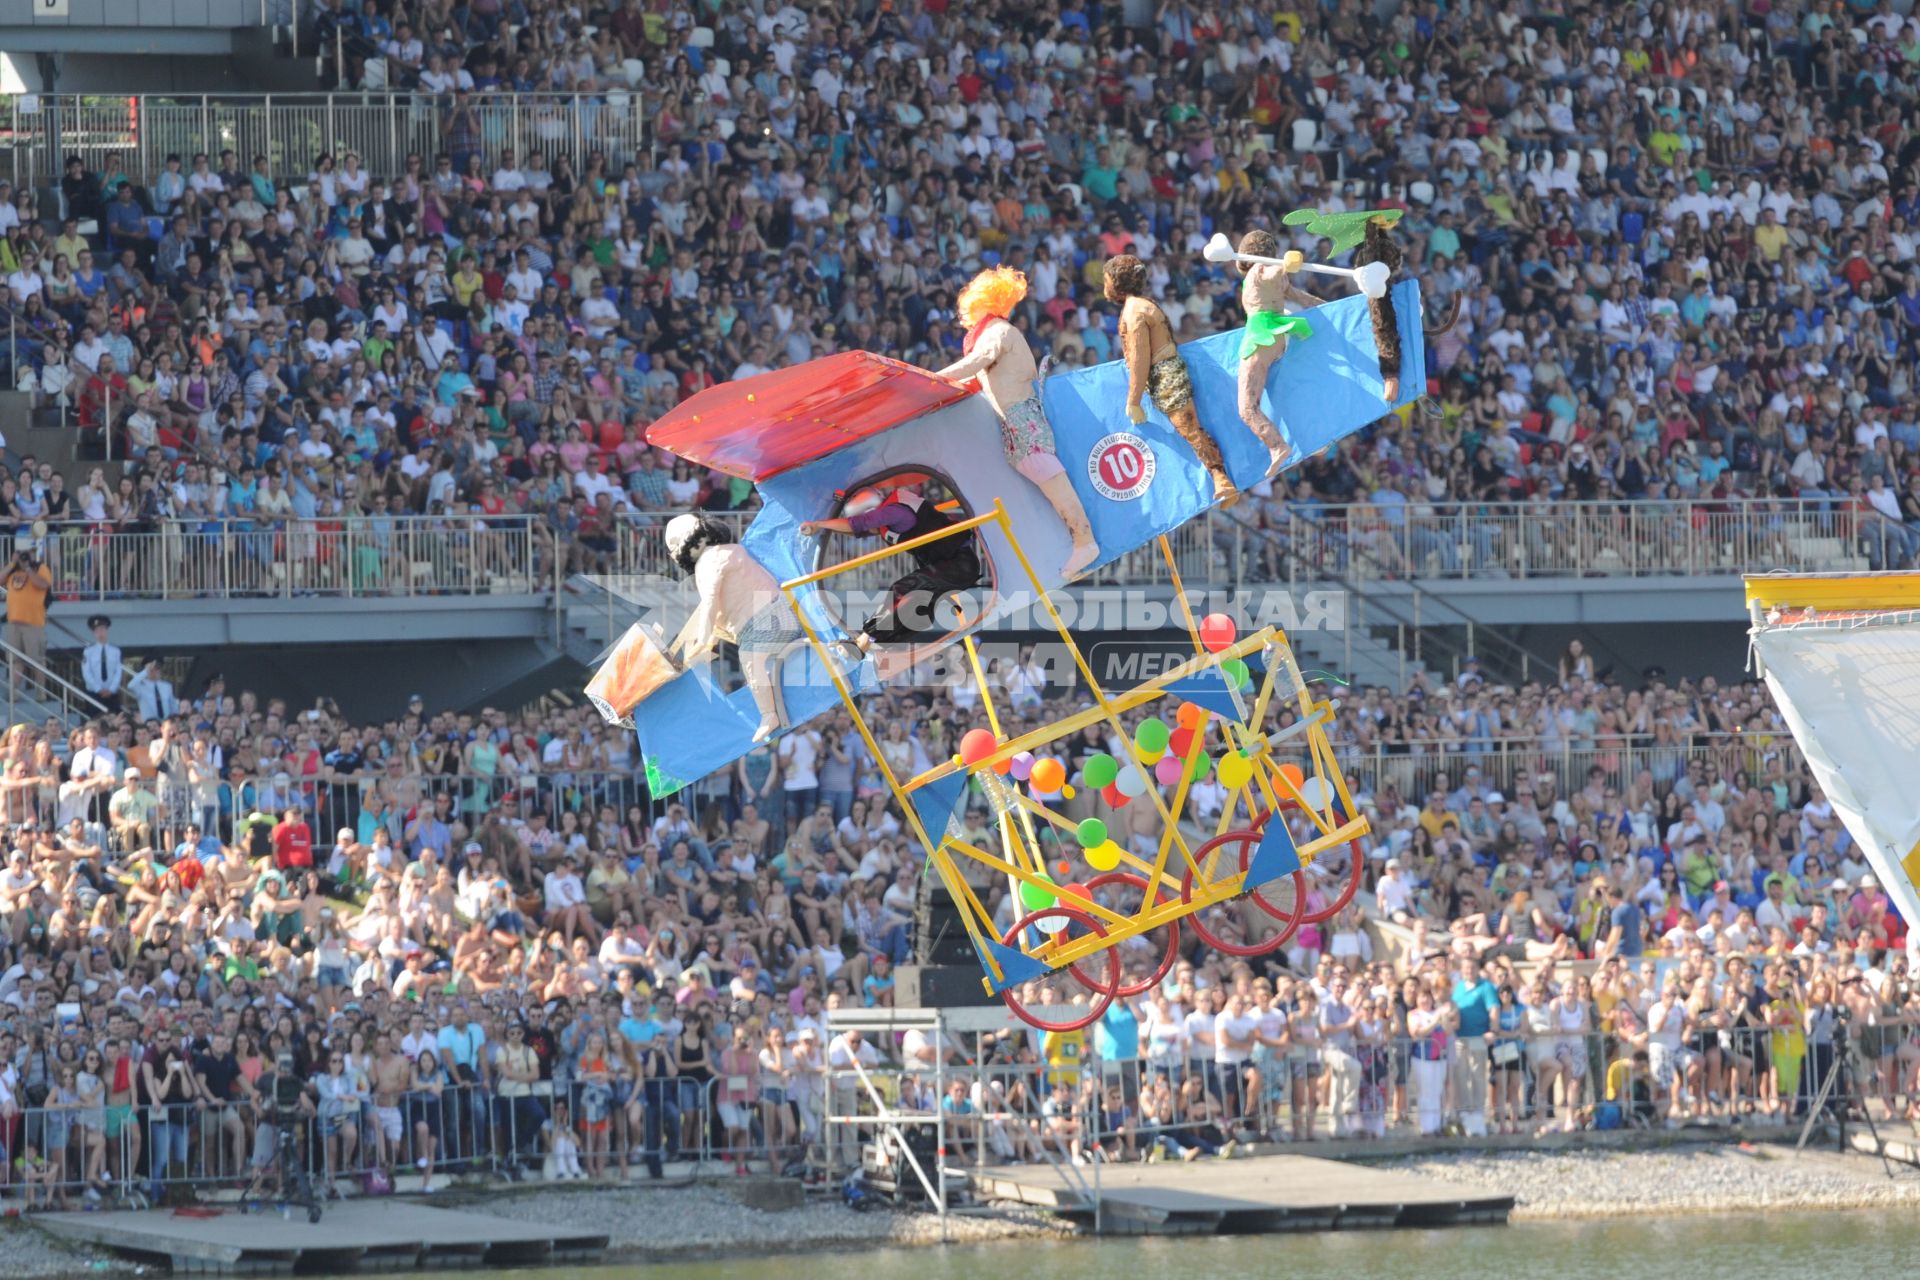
left=240, top=1111, right=325, bottom=1224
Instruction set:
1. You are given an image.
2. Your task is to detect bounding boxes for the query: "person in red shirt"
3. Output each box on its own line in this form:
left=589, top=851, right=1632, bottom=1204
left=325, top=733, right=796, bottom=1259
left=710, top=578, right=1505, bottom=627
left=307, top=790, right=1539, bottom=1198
left=272, top=804, right=314, bottom=873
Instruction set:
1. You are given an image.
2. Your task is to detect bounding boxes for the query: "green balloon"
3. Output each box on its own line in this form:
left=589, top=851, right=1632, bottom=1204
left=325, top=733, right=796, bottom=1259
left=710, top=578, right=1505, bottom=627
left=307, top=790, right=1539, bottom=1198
left=1018, top=873, right=1058, bottom=914
left=1084, top=753, right=1119, bottom=789
left=1220, top=658, right=1250, bottom=691
left=1135, top=717, right=1170, bottom=754
left=1185, top=749, right=1212, bottom=782
left=1076, top=818, right=1108, bottom=849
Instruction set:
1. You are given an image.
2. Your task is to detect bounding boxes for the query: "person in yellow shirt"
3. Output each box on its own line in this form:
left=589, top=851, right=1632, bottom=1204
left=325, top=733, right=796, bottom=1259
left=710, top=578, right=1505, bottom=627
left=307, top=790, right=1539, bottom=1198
left=1043, top=1025, right=1086, bottom=1089
left=1417, top=791, right=1452, bottom=840
left=1753, top=208, right=1790, bottom=262
left=3, top=545, right=52, bottom=695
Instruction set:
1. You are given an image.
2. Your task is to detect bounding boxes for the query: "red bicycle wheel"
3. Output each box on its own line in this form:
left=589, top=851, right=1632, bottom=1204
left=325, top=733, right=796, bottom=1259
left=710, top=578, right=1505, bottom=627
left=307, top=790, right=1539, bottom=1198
left=1180, top=828, right=1305, bottom=956
left=1067, top=872, right=1180, bottom=998
left=1000, top=904, right=1119, bottom=1033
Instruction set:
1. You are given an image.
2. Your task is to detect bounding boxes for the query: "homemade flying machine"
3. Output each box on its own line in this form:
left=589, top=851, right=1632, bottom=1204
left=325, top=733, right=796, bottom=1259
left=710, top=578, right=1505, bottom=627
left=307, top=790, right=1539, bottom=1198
left=590, top=254, right=1429, bottom=1028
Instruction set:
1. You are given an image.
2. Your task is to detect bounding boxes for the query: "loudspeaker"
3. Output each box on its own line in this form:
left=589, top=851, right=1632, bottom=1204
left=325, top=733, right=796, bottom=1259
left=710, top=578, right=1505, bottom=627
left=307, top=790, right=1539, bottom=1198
left=912, top=876, right=975, bottom=966
left=894, top=964, right=997, bottom=1009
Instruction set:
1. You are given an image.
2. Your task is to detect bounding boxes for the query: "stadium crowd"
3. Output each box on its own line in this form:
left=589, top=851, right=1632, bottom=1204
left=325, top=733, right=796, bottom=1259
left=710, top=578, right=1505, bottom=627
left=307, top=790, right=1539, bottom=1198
left=0, top=628, right=1908, bottom=1203
left=0, top=0, right=1912, bottom=1204
left=1, top=0, right=1919, bottom=575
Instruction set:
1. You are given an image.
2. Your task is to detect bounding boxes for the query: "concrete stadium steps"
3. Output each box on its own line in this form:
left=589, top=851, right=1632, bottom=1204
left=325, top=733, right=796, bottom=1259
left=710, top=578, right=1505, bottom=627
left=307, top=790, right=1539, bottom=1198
left=968, top=1152, right=1512, bottom=1235
left=0, top=390, right=117, bottom=493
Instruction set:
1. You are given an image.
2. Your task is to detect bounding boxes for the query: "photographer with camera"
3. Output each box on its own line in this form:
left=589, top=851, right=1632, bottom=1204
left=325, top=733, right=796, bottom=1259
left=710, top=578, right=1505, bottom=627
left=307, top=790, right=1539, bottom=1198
left=2, top=543, right=51, bottom=697
left=245, top=1048, right=317, bottom=1207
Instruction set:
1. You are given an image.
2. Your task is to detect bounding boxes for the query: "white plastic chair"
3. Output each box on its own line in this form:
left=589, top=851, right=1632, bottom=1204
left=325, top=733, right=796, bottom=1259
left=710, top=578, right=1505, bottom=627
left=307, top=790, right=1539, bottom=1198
left=1291, top=118, right=1319, bottom=152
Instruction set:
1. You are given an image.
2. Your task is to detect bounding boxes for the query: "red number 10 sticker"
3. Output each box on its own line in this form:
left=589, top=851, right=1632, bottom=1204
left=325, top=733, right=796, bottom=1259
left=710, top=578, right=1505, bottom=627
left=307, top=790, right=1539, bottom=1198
left=1087, top=432, right=1157, bottom=502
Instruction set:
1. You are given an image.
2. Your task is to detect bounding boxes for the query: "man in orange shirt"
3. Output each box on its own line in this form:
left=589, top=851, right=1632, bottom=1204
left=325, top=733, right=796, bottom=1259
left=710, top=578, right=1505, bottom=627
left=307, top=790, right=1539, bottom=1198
left=3, top=544, right=52, bottom=695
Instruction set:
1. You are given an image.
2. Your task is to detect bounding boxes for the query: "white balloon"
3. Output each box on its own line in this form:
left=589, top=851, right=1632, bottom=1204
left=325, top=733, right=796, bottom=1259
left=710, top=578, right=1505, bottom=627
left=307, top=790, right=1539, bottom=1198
left=1299, top=776, right=1329, bottom=810
left=1033, top=913, right=1070, bottom=936
left=1115, top=764, right=1148, bottom=797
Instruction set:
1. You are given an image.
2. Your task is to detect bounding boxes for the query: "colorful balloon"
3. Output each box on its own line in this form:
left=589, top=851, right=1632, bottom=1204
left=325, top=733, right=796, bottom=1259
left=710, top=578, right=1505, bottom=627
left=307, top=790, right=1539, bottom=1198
left=1199, top=613, right=1237, bottom=653
left=1075, top=818, right=1108, bottom=849
left=1169, top=726, right=1197, bottom=758
left=1185, top=749, right=1212, bottom=782
left=1115, top=764, right=1148, bottom=797
left=960, top=728, right=998, bottom=764
left=1085, top=840, right=1123, bottom=872
left=1017, top=873, right=1058, bottom=913
left=1278, top=762, right=1306, bottom=789
left=1299, top=776, right=1329, bottom=810
left=1101, top=782, right=1129, bottom=807
left=1058, top=881, right=1092, bottom=905
left=1084, top=753, right=1120, bottom=789
left=1154, top=756, right=1183, bottom=787
left=1009, top=751, right=1036, bottom=781
left=1135, top=717, right=1170, bottom=754
left=1138, top=746, right=1165, bottom=765
left=1217, top=750, right=1254, bottom=790
left=1030, top=758, right=1066, bottom=792
left=1220, top=657, right=1251, bottom=691
left=1176, top=702, right=1208, bottom=730
left=1061, top=785, right=1077, bottom=800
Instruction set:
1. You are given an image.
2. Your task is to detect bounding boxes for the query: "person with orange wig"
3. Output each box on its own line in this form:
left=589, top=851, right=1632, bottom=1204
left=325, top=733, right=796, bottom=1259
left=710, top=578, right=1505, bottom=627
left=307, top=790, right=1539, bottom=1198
left=936, top=266, right=1099, bottom=579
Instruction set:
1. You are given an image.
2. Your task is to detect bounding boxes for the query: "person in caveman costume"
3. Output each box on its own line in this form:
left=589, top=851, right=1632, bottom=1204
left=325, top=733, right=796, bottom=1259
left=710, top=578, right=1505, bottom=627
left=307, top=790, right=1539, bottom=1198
left=936, top=267, right=1100, bottom=579
left=1104, top=253, right=1239, bottom=507
left=663, top=513, right=796, bottom=743
left=1234, top=228, right=1325, bottom=477
left=1352, top=215, right=1406, bottom=403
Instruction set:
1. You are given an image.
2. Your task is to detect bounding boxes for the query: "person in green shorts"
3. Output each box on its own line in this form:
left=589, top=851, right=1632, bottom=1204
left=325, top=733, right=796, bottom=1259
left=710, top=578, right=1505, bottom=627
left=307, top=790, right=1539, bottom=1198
left=1234, top=228, right=1326, bottom=478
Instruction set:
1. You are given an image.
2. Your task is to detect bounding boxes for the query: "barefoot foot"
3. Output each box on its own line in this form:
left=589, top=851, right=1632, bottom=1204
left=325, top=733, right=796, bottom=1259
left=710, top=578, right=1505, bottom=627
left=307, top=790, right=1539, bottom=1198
left=1383, top=375, right=1400, bottom=402
left=1062, top=540, right=1100, bottom=580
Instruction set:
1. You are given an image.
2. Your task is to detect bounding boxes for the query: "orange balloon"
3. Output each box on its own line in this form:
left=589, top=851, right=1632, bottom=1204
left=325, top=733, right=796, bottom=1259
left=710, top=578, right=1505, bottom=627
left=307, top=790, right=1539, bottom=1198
left=991, top=756, right=1012, bottom=775
left=1176, top=702, right=1207, bottom=730
left=1279, top=763, right=1306, bottom=789
left=1030, top=758, right=1066, bottom=792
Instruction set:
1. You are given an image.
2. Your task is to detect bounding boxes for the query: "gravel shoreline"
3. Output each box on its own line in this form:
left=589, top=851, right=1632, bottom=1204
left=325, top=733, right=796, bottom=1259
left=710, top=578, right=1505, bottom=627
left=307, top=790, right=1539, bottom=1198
left=1385, top=1145, right=1920, bottom=1220
left=21, top=1144, right=1920, bottom=1277
left=475, top=1182, right=1074, bottom=1261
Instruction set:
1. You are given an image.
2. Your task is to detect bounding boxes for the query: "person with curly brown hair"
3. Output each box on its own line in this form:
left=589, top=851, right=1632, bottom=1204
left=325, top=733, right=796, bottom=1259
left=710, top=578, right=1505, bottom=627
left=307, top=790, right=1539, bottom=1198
left=1104, top=253, right=1238, bottom=507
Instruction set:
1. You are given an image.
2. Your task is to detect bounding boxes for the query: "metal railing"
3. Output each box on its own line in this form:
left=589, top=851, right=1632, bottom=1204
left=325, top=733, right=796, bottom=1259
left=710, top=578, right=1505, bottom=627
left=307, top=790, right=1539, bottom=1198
left=609, top=497, right=1896, bottom=595
left=1270, top=497, right=1910, bottom=582
left=1332, top=735, right=1806, bottom=807
left=0, top=631, right=112, bottom=729
left=28, top=515, right=544, bottom=601
left=1, top=1074, right=715, bottom=1205
left=2, top=93, right=649, bottom=194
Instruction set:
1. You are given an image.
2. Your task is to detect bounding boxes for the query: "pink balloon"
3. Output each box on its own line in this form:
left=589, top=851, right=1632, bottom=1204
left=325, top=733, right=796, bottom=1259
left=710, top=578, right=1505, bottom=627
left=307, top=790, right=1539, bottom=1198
left=1154, top=755, right=1183, bottom=786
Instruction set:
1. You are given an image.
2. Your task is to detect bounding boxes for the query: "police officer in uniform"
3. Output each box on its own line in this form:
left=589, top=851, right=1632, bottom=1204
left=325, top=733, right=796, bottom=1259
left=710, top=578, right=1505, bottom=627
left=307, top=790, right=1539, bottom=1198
left=80, top=615, right=124, bottom=713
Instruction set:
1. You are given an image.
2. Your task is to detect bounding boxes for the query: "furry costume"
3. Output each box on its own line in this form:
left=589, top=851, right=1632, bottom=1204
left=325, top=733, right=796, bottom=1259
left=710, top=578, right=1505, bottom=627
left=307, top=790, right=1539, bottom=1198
left=1353, top=217, right=1404, bottom=388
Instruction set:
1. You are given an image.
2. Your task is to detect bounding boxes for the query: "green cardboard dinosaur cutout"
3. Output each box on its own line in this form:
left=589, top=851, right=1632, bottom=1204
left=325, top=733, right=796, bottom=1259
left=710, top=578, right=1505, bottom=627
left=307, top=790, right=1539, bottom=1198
left=1281, top=206, right=1405, bottom=255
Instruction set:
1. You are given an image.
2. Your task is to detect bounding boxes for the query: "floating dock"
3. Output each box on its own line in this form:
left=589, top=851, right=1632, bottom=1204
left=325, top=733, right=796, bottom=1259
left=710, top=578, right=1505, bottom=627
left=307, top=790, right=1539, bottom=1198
left=969, top=1153, right=1513, bottom=1235
left=37, top=1200, right=609, bottom=1274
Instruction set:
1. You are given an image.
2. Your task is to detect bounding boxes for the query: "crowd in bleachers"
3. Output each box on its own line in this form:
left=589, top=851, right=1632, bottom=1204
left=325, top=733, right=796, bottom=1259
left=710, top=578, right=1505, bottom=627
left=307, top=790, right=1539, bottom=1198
left=0, top=623, right=1909, bottom=1202
left=2, top=0, right=1920, bottom=576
